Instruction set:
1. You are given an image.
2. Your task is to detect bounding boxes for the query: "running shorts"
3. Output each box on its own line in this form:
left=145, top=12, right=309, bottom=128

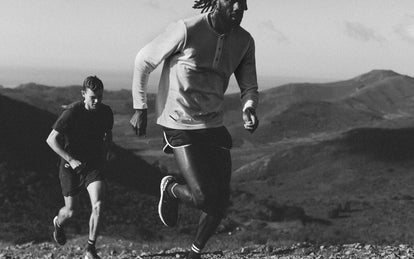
left=58, top=159, right=105, bottom=197
left=162, top=126, right=233, bottom=154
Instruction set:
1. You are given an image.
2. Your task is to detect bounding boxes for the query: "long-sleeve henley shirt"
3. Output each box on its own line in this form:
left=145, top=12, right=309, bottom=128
left=132, top=13, right=259, bottom=130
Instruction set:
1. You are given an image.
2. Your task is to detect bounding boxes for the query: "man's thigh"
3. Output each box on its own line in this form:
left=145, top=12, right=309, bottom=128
left=85, top=168, right=105, bottom=199
left=86, top=180, right=106, bottom=204
left=173, top=145, right=231, bottom=192
left=63, top=195, right=80, bottom=210
left=59, top=160, right=83, bottom=197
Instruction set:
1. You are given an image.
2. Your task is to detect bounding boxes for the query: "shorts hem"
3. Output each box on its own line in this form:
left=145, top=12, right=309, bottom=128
left=162, top=131, right=192, bottom=154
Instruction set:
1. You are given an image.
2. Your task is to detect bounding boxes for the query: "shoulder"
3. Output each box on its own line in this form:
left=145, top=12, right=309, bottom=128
left=63, top=101, right=84, bottom=113
left=182, top=13, right=207, bottom=30
left=99, top=103, right=112, bottom=112
left=99, top=103, right=113, bottom=116
left=59, top=101, right=83, bottom=118
left=233, top=26, right=254, bottom=43
left=53, top=101, right=82, bottom=130
left=159, top=18, right=187, bottom=44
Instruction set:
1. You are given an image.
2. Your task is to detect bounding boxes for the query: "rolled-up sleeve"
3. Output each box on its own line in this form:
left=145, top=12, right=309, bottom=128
left=234, top=36, right=259, bottom=112
left=132, top=21, right=186, bottom=109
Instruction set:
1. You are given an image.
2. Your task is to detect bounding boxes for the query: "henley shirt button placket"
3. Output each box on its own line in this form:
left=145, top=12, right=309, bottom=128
left=214, top=35, right=225, bottom=68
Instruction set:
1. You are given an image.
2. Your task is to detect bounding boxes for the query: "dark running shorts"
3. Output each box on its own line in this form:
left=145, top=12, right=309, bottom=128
left=58, top=159, right=105, bottom=197
left=162, top=126, right=233, bottom=154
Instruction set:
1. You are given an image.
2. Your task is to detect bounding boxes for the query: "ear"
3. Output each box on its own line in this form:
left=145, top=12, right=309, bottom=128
left=81, top=90, right=86, bottom=98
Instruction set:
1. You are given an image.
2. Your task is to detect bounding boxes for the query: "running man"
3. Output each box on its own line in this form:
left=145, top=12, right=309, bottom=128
left=46, top=76, right=113, bottom=259
left=131, top=0, right=258, bottom=258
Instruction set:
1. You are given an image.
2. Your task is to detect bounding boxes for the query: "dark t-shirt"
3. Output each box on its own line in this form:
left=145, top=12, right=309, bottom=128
left=53, top=101, right=114, bottom=162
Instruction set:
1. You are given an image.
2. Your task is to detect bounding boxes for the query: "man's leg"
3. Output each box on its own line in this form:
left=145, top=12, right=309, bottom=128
left=86, top=181, right=105, bottom=244
left=158, top=145, right=209, bottom=227
left=54, top=195, right=79, bottom=245
left=85, top=180, right=105, bottom=259
left=171, top=145, right=232, bottom=258
left=190, top=146, right=231, bottom=257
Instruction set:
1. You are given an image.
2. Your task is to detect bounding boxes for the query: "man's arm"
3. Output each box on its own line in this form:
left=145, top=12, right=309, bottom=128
left=234, top=36, right=259, bottom=133
left=132, top=20, right=186, bottom=109
left=130, top=21, right=186, bottom=136
left=46, top=129, right=82, bottom=169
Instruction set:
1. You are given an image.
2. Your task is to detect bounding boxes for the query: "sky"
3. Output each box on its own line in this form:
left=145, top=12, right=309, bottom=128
left=1, top=0, right=414, bottom=90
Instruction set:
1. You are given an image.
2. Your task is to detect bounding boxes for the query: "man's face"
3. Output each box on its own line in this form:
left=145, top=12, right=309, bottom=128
left=82, top=88, right=103, bottom=111
left=216, top=0, right=248, bottom=28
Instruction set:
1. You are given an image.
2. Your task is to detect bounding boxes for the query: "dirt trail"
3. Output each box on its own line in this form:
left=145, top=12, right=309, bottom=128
left=1, top=238, right=414, bottom=259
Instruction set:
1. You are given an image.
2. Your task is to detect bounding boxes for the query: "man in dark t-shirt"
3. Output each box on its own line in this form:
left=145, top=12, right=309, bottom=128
left=46, top=76, right=113, bottom=259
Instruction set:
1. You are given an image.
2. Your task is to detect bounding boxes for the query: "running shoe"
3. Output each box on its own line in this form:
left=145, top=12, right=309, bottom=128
left=52, top=216, right=66, bottom=245
left=85, top=247, right=101, bottom=259
left=158, top=175, right=179, bottom=227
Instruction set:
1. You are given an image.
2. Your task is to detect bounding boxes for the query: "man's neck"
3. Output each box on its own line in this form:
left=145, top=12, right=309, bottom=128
left=209, top=11, right=232, bottom=35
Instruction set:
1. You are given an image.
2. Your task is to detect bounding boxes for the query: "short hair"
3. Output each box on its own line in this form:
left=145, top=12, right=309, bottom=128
left=82, top=75, right=104, bottom=91
left=193, top=0, right=216, bottom=13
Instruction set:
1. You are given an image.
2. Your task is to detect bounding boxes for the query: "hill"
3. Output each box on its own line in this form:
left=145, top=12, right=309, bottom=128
left=229, top=124, right=414, bottom=244
left=0, top=83, right=156, bottom=115
left=229, top=70, right=414, bottom=146
left=0, top=94, right=56, bottom=170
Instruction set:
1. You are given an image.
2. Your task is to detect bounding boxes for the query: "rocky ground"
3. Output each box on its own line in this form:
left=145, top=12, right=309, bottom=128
left=2, top=240, right=414, bottom=259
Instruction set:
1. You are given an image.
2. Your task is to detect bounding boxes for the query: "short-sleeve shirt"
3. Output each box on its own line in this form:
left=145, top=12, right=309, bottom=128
left=52, top=101, right=113, bottom=163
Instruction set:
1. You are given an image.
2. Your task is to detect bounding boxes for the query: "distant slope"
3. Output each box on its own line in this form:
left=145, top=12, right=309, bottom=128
left=0, top=83, right=156, bottom=115
left=246, top=101, right=381, bottom=144
left=0, top=94, right=56, bottom=170
left=353, top=69, right=401, bottom=85
left=3, top=70, right=414, bottom=146
left=229, top=70, right=414, bottom=145
left=257, top=70, right=414, bottom=121
left=346, top=75, right=414, bottom=116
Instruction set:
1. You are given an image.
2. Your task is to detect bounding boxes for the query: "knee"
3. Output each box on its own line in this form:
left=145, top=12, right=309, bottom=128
left=205, top=191, right=231, bottom=217
left=63, top=208, right=76, bottom=219
left=191, top=188, right=207, bottom=208
left=92, top=201, right=103, bottom=217
left=191, top=188, right=229, bottom=215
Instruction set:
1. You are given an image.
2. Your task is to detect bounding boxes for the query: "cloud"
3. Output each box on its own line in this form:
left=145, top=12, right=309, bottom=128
left=257, top=20, right=289, bottom=43
left=395, top=15, right=414, bottom=44
left=344, top=22, right=386, bottom=42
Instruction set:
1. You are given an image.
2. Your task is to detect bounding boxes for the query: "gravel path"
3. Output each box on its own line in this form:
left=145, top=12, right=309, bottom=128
left=1, top=242, right=414, bottom=259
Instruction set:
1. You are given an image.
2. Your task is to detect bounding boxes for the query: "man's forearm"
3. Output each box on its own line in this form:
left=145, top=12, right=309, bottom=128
left=132, top=52, right=152, bottom=109
left=47, top=137, right=75, bottom=163
left=132, top=20, right=185, bottom=110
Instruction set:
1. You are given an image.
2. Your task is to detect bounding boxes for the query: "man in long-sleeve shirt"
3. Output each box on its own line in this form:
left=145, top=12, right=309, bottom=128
left=131, top=0, right=259, bottom=258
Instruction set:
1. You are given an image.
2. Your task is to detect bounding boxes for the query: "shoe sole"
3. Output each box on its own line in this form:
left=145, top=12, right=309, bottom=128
left=53, top=216, right=66, bottom=245
left=158, top=176, right=173, bottom=227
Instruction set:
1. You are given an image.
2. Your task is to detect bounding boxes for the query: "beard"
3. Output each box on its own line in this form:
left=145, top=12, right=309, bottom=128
left=215, top=5, right=244, bottom=28
left=230, top=12, right=243, bottom=27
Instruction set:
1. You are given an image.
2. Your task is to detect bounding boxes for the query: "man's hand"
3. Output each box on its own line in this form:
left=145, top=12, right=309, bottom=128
left=65, top=159, right=87, bottom=175
left=130, top=109, right=147, bottom=137
left=68, top=159, right=82, bottom=169
left=242, top=107, right=259, bottom=133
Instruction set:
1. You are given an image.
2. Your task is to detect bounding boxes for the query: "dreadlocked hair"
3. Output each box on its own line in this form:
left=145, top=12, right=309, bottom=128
left=82, top=75, right=104, bottom=91
left=193, top=0, right=217, bottom=13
